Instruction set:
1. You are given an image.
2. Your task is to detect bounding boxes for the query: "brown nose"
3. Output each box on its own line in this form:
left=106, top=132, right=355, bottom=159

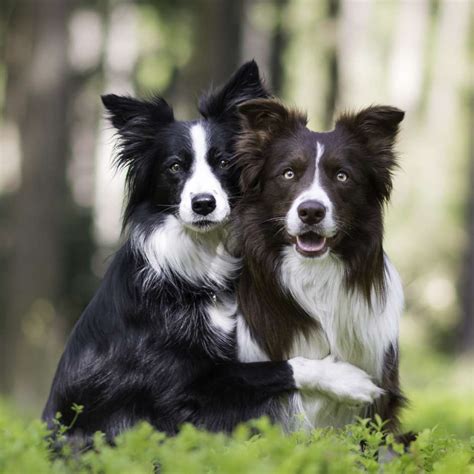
left=297, top=200, right=326, bottom=224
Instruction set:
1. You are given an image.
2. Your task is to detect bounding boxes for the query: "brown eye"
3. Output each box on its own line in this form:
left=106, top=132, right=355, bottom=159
left=283, top=169, right=295, bottom=180
left=170, top=162, right=182, bottom=173
left=336, top=171, right=348, bottom=182
left=219, top=159, right=230, bottom=170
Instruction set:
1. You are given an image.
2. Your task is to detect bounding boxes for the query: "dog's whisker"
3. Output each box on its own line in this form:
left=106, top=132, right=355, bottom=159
left=261, top=216, right=287, bottom=225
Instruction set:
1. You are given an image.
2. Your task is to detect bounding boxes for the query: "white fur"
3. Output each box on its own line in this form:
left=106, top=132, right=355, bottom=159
left=207, top=297, right=237, bottom=335
left=286, top=142, right=337, bottom=238
left=236, top=247, right=402, bottom=429
left=179, top=123, right=230, bottom=227
left=132, top=215, right=239, bottom=287
left=236, top=314, right=269, bottom=362
left=281, top=249, right=402, bottom=379
left=279, top=248, right=402, bottom=428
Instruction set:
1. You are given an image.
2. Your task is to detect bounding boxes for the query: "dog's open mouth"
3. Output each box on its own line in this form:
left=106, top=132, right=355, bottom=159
left=295, top=232, right=328, bottom=257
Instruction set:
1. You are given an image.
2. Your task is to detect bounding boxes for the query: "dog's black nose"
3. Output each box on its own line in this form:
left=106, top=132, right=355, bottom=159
left=297, top=200, right=326, bottom=224
left=192, top=194, right=216, bottom=216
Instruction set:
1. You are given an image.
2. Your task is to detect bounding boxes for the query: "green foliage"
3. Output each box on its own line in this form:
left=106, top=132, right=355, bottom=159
left=404, top=388, right=474, bottom=440
left=0, top=402, right=472, bottom=474
left=399, top=344, right=474, bottom=440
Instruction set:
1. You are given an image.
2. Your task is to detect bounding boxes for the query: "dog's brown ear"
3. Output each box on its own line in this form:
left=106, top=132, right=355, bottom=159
left=237, top=99, right=306, bottom=193
left=239, top=98, right=307, bottom=140
left=336, top=105, right=404, bottom=203
left=336, top=105, right=404, bottom=149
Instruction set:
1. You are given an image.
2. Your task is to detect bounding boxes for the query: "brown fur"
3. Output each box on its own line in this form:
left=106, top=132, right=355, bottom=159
left=234, top=98, right=407, bottom=431
left=235, top=99, right=317, bottom=360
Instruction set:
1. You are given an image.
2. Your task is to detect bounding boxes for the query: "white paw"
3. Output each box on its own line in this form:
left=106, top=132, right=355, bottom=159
left=289, top=356, right=384, bottom=405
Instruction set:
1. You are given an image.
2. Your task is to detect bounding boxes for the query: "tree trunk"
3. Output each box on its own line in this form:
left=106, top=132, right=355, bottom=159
left=1, top=0, right=72, bottom=407
left=282, top=0, right=335, bottom=129
left=459, top=91, right=474, bottom=353
left=172, top=0, right=244, bottom=118
left=239, top=0, right=288, bottom=96
left=93, top=2, right=138, bottom=259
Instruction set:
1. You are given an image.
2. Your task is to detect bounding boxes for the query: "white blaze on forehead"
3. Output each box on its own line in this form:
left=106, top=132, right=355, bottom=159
left=286, top=140, right=336, bottom=237
left=315, top=142, right=325, bottom=174
left=178, top=122, right=230, bottom=224
left=187, top=123, right=218, bottom=195
left=298, top=140, right=332, bottom=213
left=307, top=141, right=332, bottom=207
left=311, top=141, right=326, bottom=192
left=190, top=123, right=208, bottom=165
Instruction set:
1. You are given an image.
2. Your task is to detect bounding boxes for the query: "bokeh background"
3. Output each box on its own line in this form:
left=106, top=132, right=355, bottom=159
left=0, top=0, right=472, bottom=436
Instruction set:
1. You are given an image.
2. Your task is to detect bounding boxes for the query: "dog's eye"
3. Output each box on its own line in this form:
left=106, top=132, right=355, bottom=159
left=283, top=169, right=295, bottom=180
left=169, top=163, right=182, bottom=173
left=336, top=171, right=348, bottom=182
left=219, top=159, right=230, bottom=170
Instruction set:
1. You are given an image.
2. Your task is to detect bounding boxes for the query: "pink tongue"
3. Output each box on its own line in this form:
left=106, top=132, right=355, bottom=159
left=296, top=234, right=326, bottom=252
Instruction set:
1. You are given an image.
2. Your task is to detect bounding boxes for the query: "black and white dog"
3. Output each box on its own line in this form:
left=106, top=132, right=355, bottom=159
left=42, top=62, right=381, bottom=443
left=235, top=98, right=406, bottom=432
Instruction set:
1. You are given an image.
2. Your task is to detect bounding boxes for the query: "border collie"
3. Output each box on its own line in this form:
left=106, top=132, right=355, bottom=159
left=42, top=62, right=379, bottom=443
left=235, top=98, right=406, bottom=432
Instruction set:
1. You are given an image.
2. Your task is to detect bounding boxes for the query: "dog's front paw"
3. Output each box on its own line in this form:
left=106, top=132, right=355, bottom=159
left=289, top=356, right=384, bottom=405
left=319, top=359, right=384, bottom=405
left=289, top=357, right=325, bottom=390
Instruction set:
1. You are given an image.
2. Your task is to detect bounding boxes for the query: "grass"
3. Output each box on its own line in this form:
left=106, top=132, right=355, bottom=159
left=400, top=342, right=474, bottom=440
left=0, top=408, right=472, bottom=474
left=0, top=343, right=472, bottom=473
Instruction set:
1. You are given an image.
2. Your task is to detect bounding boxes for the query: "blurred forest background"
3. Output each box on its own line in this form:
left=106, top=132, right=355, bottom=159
left=0, top=0, right=472, bottom=435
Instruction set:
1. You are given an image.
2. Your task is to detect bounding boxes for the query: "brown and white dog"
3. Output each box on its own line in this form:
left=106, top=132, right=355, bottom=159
left=234, top=98, right=406, bottom=432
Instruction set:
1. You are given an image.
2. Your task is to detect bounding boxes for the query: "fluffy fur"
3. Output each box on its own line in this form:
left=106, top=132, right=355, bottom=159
left=43, top=65, right=387, bottom=444
left=235, top=98, right=407, bottom=431
left=42, top=63, right=309, bottom=443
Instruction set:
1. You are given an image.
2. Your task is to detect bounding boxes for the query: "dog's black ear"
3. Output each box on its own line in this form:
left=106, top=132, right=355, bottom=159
left=336, top=105, right=404, bottom=203
left=102, top=94, right=174, bottom=131
left=199, top=60, right=270, bottom=120
left=236, top=99, right=307, bottom=193
left=101, top=94, right=174, bottom=227
left=101, top=94, right=174, bottom=171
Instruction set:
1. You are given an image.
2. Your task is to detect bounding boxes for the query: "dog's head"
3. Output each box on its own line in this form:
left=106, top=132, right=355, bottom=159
left=236, top=98, right=404, bottom=267
left=102, top=61, right=269, bottom=234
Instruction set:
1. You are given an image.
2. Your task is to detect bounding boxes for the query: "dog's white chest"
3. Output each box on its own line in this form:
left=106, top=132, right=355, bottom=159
left=238, top=252, right=403, bottom=430
left=282, top=254, right=402, bottom=429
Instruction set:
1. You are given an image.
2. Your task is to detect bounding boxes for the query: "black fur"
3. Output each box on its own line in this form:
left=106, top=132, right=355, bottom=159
left=199, top=59, right=269, bottom=122
left=42, top=63, right=298, bottom=444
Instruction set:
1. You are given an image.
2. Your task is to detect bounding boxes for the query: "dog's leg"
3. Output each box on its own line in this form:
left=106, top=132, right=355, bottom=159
left=198, top=360, right=296, bottom=395
left=190, top=357, right=382, bottom=430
